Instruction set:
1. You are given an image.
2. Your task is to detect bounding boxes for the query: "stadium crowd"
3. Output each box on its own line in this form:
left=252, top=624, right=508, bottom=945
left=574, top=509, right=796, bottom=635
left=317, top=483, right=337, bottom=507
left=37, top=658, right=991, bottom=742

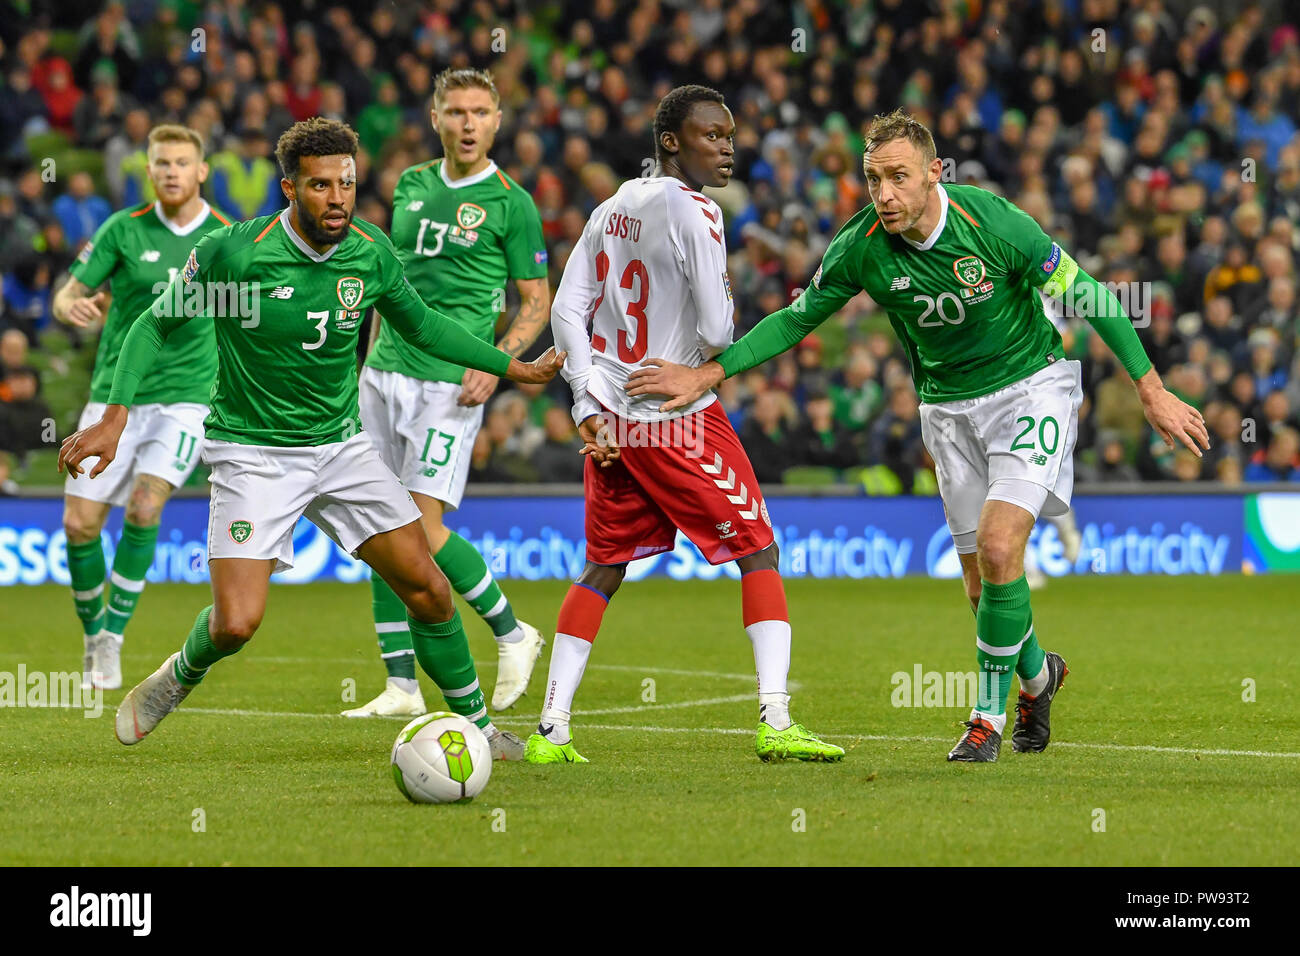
left=2, top=0, right=1300, bottom=492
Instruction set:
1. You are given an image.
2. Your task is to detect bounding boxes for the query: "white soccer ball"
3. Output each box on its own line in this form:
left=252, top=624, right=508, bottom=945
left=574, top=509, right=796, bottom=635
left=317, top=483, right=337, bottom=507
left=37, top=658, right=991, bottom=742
left=391, top=712, right=492, bottom=804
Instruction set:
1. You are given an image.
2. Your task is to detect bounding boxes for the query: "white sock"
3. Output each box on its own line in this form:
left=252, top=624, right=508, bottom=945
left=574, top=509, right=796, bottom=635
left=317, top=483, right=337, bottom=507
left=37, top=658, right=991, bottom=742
left=538, top=633, right=592, bottom=743
left=388, top=676, right=419, bottom=695
left=1020, top=659, right=1050, bottom=697
left=746, top=619, right=791, bottom=727
left=971, top=708, right=1007, bottom=735
left=494, top=624, right=525, bottom=645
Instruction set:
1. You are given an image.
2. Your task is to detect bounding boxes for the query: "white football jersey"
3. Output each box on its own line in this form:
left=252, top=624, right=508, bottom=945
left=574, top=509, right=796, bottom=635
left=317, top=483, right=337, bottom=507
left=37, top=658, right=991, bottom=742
left=550, top=176, right=734, bottom=423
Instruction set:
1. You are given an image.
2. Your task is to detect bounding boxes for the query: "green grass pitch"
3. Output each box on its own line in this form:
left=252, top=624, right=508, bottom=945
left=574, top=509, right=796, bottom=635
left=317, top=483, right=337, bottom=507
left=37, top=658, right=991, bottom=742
left=3, top=575, right=1297, bottom=865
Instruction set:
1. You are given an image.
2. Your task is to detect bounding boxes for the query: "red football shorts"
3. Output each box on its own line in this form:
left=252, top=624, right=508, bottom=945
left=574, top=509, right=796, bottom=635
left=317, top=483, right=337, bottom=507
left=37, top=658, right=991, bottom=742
left=584, top=400, right=774, bottom=566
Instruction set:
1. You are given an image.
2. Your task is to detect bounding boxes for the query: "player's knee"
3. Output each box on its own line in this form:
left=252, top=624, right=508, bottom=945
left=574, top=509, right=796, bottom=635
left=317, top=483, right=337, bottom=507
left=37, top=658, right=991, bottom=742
left=401, top=576, right=455, bottom=623
left=737, top=542, right=779, bottom=574
left=209, top=611, right=260, bottom=650
left=577, top=562, right=625, bottom=599
left=975, top=529, right=1020, bottom=578
left=62, top=511, right=103, bottom=545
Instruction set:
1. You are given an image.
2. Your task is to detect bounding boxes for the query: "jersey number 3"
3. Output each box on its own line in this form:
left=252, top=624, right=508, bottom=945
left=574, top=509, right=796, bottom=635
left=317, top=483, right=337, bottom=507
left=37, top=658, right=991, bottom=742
left=589, top=251, right=650, bottom=363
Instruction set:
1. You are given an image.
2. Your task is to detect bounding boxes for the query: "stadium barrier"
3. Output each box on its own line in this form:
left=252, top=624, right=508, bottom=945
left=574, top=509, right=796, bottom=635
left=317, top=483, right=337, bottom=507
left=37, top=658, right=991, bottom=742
left=1, top=486, right=1297, bottom=586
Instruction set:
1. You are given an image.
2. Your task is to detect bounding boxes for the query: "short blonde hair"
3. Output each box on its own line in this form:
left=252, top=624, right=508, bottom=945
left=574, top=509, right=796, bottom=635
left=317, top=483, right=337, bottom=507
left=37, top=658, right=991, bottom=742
left=433, top=68, right=499, bottom=107
left=863, top=108, right=936, bottom=172
left=147, top=124, right=206, bottom=160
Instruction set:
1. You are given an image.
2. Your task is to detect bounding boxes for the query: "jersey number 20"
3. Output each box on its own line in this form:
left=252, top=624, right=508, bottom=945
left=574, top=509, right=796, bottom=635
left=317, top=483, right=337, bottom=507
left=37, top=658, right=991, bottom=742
left=589, top=251, right=649, bottom=363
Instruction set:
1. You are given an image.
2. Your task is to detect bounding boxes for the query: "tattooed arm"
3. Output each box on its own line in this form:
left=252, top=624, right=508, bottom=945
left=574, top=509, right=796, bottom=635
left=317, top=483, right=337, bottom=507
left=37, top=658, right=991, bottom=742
left=458, top=276, right=552, bottom=407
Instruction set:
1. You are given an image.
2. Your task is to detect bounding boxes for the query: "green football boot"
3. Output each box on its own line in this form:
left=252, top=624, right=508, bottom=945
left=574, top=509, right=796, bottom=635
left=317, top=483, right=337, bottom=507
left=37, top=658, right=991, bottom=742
left=755, top=722, right=845, bottom=762
left=524, top=732, right=589, bottom=764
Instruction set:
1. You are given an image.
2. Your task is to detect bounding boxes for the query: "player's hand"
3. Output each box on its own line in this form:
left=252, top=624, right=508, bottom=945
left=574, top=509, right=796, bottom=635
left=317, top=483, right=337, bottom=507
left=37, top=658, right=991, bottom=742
left=625, top=359, right=724, bottom=412
left=58, top=404, right=128, bottom=478
left=505, top=346, right=566, bottom=384
left=1139, top=381, right=1210, bottom=457
left=578, top=414, right=620, bottom=467
left=458, top=369, right=499, bottom=407
left=62, top=291, right=108, bottom=328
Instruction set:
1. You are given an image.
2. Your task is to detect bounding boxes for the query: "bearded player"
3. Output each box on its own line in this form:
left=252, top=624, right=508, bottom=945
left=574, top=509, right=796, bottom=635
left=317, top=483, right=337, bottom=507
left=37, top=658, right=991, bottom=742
left=345, top=69, right=551, bottom=719
left=527, top=85, right=843, bottom=764
left=630, top=109, right=1208, bottom=762
left=59, top=119, right=564, bottom=757
left=52, top=125, right=233, bottom=691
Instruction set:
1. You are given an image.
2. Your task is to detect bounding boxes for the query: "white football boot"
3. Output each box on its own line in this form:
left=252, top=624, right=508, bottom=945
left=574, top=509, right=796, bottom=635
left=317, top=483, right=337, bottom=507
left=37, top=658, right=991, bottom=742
left=340, top=678, right=427, bottom=718
left=93, top=633, right=123, bottom=690
left=491, top=621, right=546, bottom=711
left=487, top=727, right=526, bottom=761
left=115, top=652, right=192, bottom=745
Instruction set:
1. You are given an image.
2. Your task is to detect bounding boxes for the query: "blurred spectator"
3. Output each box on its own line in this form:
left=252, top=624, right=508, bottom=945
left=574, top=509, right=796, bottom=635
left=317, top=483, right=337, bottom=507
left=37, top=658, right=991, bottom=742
left=209, top=127, right=283, bottom=220
left=51, top=171, right=111, bottom=248
left=740, top=389, right=796, bottom=483
left=788, top=389, right=856, bottom=470
left=105, top=107, right=152, bottom=206
left=72, top=60, right=137, bottom=149
left=1245, top=426, right=1300, bottom=481
left=533, top=407, right=584, bottom=483
left=0, top=328, right=50, bottom=494
left=869, top=384, right=926, bottom=490
left=1081, top=430, right=1141, bottom=483
left=1, top=256, right=52, bottom=344
left=0, top=180, right=38, bottom=273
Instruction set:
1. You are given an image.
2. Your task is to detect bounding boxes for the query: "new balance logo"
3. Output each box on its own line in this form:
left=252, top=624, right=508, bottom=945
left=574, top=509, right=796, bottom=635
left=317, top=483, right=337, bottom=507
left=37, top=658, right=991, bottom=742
left=139, top=250, right=161, bottom=262
left=1029, top=453, right=1048, bottom=466
left=889, top=276, right=911, bottom=291
left=268, top=286, right=294, bottom=299
left=405, top=200, right=424, bottom=211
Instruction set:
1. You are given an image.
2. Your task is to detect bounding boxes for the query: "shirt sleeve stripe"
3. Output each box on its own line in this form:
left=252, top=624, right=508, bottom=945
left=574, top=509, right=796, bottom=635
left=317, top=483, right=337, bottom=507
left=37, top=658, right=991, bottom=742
left=864, top=217, right=881, bottom=237
left=252, top=219, right=278, bottom=242
left=349, top=222, right=375, bottom=241
left=495, top=169, right=511, bottom=190
left=129, top=204, right=153, bottom=217
left=210, top=209, right=233, bottom=226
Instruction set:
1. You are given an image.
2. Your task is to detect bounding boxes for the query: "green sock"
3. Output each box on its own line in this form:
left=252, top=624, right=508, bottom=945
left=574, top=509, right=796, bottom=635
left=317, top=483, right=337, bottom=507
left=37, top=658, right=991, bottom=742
left=104, top=521, right=158, bottom=639
left=173, top=606, right=241, bottom=686
left=974, top=576, right=1033, bottom=717
left=371, top=574, right=416, bottom=680
left=409, top=610, right=490, bottom=730
left=1015, top=617, right=1046, bottom=683
left=434, top=532, right=520, bottom=640
left=67, top=538, right=107, bottom=637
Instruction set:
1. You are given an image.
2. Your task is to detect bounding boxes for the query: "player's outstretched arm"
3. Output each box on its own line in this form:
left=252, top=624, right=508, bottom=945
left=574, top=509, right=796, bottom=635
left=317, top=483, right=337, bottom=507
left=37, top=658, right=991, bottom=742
left=1053, top=266, right=1209, bottom=456
left=460, top=276, right=552, bottom=407
left=59, top=403, right=128, bottom=478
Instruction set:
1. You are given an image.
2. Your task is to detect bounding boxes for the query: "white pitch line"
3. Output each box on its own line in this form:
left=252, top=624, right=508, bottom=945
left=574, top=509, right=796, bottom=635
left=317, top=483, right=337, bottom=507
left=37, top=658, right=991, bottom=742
left=169, top=709, right=1300, bottom=759
left=242, top=656, right=761, bottom=682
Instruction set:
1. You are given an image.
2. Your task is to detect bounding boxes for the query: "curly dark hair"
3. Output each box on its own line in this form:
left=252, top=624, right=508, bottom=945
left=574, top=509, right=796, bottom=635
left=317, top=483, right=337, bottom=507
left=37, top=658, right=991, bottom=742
left=274, top=117, right=360, bottom=181
left=653, top=85, right=725, bottom=160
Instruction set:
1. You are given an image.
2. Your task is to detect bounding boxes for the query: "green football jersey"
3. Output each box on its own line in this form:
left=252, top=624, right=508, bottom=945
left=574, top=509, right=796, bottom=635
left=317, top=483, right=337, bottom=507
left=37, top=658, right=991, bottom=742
left=793, top=183, right=1068, bottom=403
left=365, top=159, right=548, bottom=384
left=72, top=201, right=234, bottom=406
left=108, top=210, right=511, bottom=447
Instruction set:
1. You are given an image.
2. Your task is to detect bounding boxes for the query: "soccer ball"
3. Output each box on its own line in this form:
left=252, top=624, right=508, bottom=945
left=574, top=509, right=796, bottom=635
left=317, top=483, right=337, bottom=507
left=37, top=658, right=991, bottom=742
left=391, top=712, right=492, bottom=804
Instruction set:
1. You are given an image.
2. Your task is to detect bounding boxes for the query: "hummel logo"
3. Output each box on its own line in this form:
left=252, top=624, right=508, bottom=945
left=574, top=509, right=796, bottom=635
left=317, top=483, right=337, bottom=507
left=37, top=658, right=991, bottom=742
left=268, top=286, right=294, bottom=299
left=716, top=520, right=736, bottom=539
left=405, top=200, right=424, bottom=211
left=889, top=275, right=911, bottom=291
left=139, top=250, right=161, bottom=262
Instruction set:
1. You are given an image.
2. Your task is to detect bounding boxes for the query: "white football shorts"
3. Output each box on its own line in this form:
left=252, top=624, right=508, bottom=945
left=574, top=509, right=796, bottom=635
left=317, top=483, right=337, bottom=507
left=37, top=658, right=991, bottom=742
left=204, top=431, right=421, bottom=572
left=919, top=360, right=1083, bottom=553
left=358, top=366, right=483, bottom=511
left=64, top=401, right=208, bottom=506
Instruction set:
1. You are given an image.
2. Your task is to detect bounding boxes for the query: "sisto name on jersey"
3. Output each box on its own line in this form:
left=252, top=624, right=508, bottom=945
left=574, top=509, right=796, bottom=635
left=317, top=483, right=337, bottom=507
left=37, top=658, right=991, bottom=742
left=604, top=212, right=642, bottom=242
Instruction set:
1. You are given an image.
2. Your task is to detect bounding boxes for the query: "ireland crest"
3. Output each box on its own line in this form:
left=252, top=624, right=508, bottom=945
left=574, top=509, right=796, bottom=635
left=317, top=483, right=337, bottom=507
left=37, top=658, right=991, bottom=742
left=337, top=276, right=364, bottom=309
left=953, top=255, right=986, bottom=287
left=456, top=203, right=487, bottom=230
left=228, top=520, right=254, bottom=544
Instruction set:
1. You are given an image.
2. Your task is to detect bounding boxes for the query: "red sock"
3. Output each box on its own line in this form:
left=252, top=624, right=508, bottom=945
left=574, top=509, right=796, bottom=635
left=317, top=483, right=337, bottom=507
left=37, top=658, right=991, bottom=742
left=556, top=583, right=609, bottom=642
left=741, top=568, right=788, bottom=626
